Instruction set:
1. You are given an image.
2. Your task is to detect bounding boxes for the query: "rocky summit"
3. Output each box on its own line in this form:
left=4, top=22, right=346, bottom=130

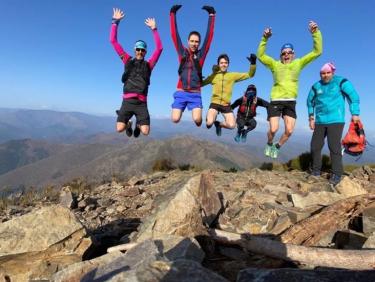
left=1, top=166, right=375, bottom=281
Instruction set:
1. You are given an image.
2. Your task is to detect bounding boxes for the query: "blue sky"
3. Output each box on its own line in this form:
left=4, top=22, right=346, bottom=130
left=0, top=0, right=374, bottom=135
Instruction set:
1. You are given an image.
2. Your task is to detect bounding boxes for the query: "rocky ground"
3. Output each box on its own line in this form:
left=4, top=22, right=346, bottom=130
left=1, top=166, right=375, bottom=281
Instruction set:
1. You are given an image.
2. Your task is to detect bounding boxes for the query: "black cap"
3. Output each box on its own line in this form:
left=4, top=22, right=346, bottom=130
left=246, top=84, right=257, bottom=93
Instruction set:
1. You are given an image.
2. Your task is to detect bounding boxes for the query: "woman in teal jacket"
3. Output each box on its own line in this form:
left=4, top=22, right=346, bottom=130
left=307, top=62, right=360, bottom=185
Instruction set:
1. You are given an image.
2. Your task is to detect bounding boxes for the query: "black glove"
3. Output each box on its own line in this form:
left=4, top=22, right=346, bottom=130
left=170, top=5, right=182, bottom=14
left=202, top=5, right=216, bottom=14
left=247, top=54, right=257, bottom=65
left=212, top=64, right=220, bottom=73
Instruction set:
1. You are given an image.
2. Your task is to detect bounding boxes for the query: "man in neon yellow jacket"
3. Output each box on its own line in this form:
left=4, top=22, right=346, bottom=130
left=202, top=53, right=256, bottom=136
left=257, top=21, right=322, bottom=158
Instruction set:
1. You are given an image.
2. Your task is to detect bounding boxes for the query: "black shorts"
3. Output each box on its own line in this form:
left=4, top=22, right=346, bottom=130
left=267, top=101, right=297, bottom=119
left=209, top=103, right=232, bottom=114
left=116, top=99, right=150, bottom=126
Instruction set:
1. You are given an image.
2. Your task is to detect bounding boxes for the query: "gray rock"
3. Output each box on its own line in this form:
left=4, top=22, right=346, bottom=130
left=362, top=202, right=375, bottom=235
left=269, top=214, right=292, bottom=235
left=290, top=191, right=345, bottom=208
left=334, top=230, right=368, bottom=249
left=237, top=268, right=375, bottom=282
left=54, top=236, right=207, bottom=282
left=363, top=232, right=375, bottom=249
left=134, top=174, right=206, bottom=242
left=194, top=172, right=223, bottom=226
left=121, top=186, right=140, bottom=197
left=78, top=196, right=97, bottom=209
left=335, top=176, right=367, bottom=197
left=0, top=205, right=91, bottom=281
left=59, top=186, right=77, bottom=209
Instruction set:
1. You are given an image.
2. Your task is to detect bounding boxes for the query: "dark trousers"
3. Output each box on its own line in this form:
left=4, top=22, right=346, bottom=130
left=311, top=123, right=345, bottom=176
left=237, top=117, right=257, bottom=134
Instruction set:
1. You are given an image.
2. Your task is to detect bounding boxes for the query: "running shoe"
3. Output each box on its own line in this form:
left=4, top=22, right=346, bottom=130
left=133, top=126, right=141, bottom=138
left=234, top=134, right=241, bottom=143
left=264, top=144, right=273, bottom=157
left=125, top=121, right=133, bottom=137
left=214, top=121, right=222, bottom=136
left=270, top=144, right=279, bottom=159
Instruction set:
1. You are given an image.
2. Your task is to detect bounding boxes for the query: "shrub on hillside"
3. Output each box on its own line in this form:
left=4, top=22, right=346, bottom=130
left=223, top=167, right=238, bottom=173
left=63, top=178, right=92, bottom=195
left=286, top=152, right=331, bottom=172
left=152, top=159, right=175, bottom=172
left=178, top=163, right=192, bottom=171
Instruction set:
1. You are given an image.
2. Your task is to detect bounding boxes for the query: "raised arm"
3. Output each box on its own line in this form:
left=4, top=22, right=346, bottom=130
left=257, top=27, right=276, bottom=68
left=170, top=5, right=185, bottom=59
left=110, top=8, right=130, bottom=63
left=145, top=18, right=163, bottom=70
left=198, top=6, right=216, bottom=65
left=202, top=64, right=219, bottom=86
left=299, top=21, right=323, bottom=68
left=231, top=54, right=257, bottom=82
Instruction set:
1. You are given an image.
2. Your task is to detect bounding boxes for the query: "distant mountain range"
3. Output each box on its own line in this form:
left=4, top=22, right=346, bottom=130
left=0, top=136, right=258, bottom=193
left=0, top=108, right=374, bottom=193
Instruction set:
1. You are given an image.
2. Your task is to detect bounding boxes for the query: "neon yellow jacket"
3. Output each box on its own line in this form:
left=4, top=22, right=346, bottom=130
left=257, top=30, right=322, bottom=101
left=202, top=65, right=256, bottom=106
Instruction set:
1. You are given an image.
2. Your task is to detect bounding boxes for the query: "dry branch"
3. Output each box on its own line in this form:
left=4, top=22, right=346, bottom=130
left=210, top=228, right=375, bottom=270
left=280, top=193, right=375, bottom=246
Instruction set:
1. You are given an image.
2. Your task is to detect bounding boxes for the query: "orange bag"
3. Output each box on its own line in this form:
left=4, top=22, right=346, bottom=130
left=342, top=120, right=366, bottom=157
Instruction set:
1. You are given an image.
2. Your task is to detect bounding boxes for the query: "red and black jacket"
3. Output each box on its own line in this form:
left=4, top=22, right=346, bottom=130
left=170, top=12, right=215, bottom=92
left=231, top=96, right=269, bottom=119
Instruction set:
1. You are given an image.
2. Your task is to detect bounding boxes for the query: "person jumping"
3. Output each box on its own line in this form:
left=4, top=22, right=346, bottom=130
left=231, top=84, right=269, bottom=142
left=170, top=4, right=215, bottom=126
left=110, top=8, right=163, bottom=138
left=202, top=53, right=257, bottom=136
left=257, top=21, right=322, bottom=158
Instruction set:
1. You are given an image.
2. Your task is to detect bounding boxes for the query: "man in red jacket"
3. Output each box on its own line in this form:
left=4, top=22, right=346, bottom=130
left=170, top=5, right=216, bottom=126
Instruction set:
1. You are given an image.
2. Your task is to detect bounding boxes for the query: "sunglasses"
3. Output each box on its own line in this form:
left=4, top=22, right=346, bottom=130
left=136, top=48, right=146, bottom=52
left=281, top=51, right=294, bottom=56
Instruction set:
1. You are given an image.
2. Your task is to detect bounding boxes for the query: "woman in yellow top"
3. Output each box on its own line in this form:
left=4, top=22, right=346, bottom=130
left=202, top=53, right=256, bottom=136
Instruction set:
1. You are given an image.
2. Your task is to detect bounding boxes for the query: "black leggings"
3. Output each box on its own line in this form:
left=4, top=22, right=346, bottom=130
left=311, top=123, right=344, bottom=176
left=237, top=117, right=257, bottom=134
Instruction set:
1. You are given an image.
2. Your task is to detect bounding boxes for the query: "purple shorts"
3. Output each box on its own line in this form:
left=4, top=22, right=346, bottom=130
left=171, top=91, right=203, bottom=111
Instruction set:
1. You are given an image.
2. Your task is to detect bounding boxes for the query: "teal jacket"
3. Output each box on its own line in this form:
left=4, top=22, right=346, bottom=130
left=307, top=75, right=360, bottom=124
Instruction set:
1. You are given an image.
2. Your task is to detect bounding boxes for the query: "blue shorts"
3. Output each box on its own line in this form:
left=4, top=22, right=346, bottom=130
left=171, top=91, right=203, bottom=111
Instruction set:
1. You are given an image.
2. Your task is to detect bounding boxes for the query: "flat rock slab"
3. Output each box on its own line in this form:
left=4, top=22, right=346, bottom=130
left=291, top=191, right=345, bottom=209
left=0, top=205, right=86, bottom=256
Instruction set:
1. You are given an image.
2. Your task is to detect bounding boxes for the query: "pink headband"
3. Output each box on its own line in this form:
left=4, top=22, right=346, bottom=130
left=320, top=62, right=336, bottom=73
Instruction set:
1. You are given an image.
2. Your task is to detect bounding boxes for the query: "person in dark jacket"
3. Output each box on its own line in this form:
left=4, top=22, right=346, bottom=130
left=110, top=8, right=163, bottom=138
left=170, top=5, right=215, bottom=126
left=231, top=84, right=269, bottom=142
left=307, top=62, right=360, bottom=185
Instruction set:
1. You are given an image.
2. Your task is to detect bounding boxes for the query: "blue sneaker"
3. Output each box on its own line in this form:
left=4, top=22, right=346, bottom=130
left=241, top=133, right=247, bottom=143
left=264, top=144, right=273, bottom=157
left=234, top=134, right=241, bottom=143
left=329, top=174, right=341, bottom=186
left=270, top=144, right=279, bottom=159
